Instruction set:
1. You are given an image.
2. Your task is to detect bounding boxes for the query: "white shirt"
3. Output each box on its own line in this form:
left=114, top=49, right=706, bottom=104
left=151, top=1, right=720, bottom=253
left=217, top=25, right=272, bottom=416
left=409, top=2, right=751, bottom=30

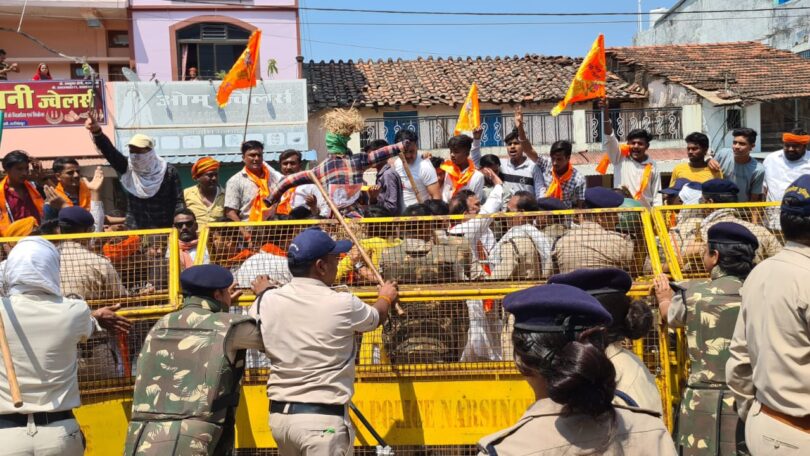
left=470, top=139, right=535, bottom=194
left=604, top=134, right=662, bottom=206
left=441, top=168, right=485, bottom=203
left=0, top=294, right=94, bottom=413
left=234, top=252, right=292, bottom=287
left=394, top=156, right=438, bottom=207
left=448, top=185, right=504, bottom=276
left=763, top=150, right=810, bottom=202
left=287, top=183, right=330, bottom=217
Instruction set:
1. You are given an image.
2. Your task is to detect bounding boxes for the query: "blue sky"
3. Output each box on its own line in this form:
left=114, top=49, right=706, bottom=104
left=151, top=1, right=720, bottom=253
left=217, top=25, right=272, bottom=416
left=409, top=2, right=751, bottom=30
left=298, top=0, right=679, bottom=62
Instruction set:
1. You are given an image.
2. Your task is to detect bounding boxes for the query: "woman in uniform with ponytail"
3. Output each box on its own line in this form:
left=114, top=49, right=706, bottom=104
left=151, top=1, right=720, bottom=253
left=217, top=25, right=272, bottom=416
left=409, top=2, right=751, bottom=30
left=549, top=268, right=662, bottom=415
left=477, top=283, right=676, bottom=455
left=654, top=222, right=758, bottom=456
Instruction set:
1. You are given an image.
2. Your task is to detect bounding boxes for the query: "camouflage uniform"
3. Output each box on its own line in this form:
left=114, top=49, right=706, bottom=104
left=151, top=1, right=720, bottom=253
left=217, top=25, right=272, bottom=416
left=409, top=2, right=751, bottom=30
left=670, top=269, right=749, bottom=456
left=124, top=296, right=258, bottom=456
left=379, top=237, right=471, bottom=363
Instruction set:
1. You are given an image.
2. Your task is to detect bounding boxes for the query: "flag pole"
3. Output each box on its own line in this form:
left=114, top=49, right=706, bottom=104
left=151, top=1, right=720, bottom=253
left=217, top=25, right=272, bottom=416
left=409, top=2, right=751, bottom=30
left=242, top=84, right=254, bottom=144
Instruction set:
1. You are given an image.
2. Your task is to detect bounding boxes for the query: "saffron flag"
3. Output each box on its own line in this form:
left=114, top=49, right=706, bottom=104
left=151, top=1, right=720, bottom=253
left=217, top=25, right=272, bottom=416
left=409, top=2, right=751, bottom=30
left=453, top=82, right=480, bottom=135
left=216, top=30, right=261, bottom=108
left=551, top=34, right=606, bottom=117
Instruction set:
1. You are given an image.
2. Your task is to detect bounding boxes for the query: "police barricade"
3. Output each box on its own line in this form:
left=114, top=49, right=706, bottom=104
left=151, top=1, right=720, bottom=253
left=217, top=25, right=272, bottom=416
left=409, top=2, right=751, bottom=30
left=650, top=201, right=785, bottom=429
left=195, top=206, right=677, bottom=450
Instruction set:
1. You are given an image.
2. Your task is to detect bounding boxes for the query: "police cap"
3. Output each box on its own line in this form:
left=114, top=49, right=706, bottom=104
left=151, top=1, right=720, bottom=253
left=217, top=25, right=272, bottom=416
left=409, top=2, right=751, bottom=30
left=503, top=284, right=613, bottom=333
left=781, top=174, right=810, bottom=216
left=548, top=268, right=632, bottom=296
left=287, top=227, right=352, bottom=264
left=707, top=222, right=759, bottom=250
left=701, top=179, right=739, bottom=196
left=536, top=197, right=567, bottom=211
left=180, top=264, right=234, bottom=296
left=58, top=206, right=95, bottom=227
left=584, top=187, right=624, bottom=209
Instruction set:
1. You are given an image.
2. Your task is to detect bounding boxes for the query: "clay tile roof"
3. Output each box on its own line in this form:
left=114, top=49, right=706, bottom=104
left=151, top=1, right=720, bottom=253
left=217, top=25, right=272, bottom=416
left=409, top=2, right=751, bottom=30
left=304, top=54, right=646, bottom=111
left=607, top=41, right=810, bottom=103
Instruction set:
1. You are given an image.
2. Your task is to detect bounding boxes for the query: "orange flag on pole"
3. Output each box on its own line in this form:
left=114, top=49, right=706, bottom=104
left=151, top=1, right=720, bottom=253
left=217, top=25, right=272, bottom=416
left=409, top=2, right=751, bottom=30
left=454, top=82, right=480, bottom=135
left=216, top=30, right=261, bottom=108
left=551, top=34, right=606, bottom=116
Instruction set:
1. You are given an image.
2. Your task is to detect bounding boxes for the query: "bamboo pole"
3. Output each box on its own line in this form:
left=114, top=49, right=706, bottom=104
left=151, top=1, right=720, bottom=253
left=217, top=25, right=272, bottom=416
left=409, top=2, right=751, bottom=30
left=0, top=312, right=23, bottom=407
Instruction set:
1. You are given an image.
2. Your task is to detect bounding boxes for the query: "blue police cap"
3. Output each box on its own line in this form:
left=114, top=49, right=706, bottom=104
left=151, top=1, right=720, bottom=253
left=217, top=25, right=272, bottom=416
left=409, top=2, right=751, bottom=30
left=536, top=197, right=567, bottom=211
left=584, top=187, right=624, bottom=209
left=701, top=179, right=739, bottom=195
left=707, top=222, right=759, bottom=249
left=180, top=264, right=234, bottom=295
left=781, top=175, right=810, bottom=216
left=58, top=206, right=95, bottom=227
left=503, top=284, right=613, bottom=333
left=548, top=268, right=632, bottom=296
left=660, top=178, right=695, bottom=196
left=287, top=227, right=352, bottom=263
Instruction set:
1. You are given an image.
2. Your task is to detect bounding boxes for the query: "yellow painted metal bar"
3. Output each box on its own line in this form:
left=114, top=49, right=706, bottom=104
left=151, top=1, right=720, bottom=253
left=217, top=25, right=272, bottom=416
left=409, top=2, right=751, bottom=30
left=641, top=209, right=664, bottom=276
left=652, top=207, right=684, bottom=281
left=167, top=227, right=180, bottom=306
left=195, top=225, right=211, bottom=266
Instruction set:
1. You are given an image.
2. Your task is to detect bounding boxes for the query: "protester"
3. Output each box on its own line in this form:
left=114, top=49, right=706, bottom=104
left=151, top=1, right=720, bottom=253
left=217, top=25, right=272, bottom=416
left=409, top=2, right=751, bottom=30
left=272, top=149, right=328, bottom=218
left=173, top=209, right=209, bottom=269
left=762, top=128, right=810, bottom=229
left=44, top=161, right=105, bottom=231
left=441, top=134, right=484, bottom=202
left=655, top=222, right=757, bottom=455
left=32, top=63, right=52, bottom=80
left=0, top=237, right=130, bottom=455
left=670, top=132, right=723, bottom=184
left=709, top=128, right=764, bottom=202
left=551, top=268, right=661, bottom=416
left=0, top=150, right=44, bottom=231
left=531, top=139, right=586, bottom=208
left=366, top=140, right=404, bottom=216
left=477, top=284, right=675, bottom=454
left=125, top=264, right=263, bottom=455
left=488, top=191, right=555, bottom=281
left=224, top=140, right=283, bottom=222
left=250, top=227, right=398, bottom=453
left=601, top=99, right=662, bottom=206
left=471, top=112, right=535, bottom=196
left=727, top=175, right=810, bottom=455
left=430, top=156, right=446, bottom=189
left=0, top=49, right=19, bottom=80
left=393, top=130, right=442, bottom=205
left=184, top=156, right=224, bottom=227
left=85, top=116, right=184, bottom=228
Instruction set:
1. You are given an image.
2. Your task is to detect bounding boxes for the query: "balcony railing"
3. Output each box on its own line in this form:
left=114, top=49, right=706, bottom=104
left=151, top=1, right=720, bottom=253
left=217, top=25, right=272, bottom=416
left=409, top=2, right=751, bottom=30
left=361, top=112, right=574, bottom=150
left=586, top=107, right=683, bottom=143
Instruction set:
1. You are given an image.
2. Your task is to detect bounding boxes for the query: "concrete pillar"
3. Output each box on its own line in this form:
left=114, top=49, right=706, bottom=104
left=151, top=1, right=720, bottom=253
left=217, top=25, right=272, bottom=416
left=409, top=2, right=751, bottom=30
left=681, top=104, right=703, bottom=138
left=744, top=103, right=762, bottom=152
left=572, top=109, right=588, bottom=149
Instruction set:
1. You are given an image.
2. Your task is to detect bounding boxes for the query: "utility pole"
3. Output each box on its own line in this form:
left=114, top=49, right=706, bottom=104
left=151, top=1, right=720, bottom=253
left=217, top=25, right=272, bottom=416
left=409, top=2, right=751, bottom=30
left=637, top=0, right=643, bottom=33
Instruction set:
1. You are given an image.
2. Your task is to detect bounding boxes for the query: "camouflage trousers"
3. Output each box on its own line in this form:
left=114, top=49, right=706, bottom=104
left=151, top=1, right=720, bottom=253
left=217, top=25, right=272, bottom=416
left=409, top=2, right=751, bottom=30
left=124, top=419, right=231, bottom=456
left=676, top=386, right=749, bottom=456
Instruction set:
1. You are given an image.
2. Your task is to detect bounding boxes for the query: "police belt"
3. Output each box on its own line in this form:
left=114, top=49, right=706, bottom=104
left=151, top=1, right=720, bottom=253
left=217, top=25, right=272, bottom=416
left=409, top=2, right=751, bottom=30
left=0, top=410, right=74, bottom=428
left=269, top=401, right=344, bottom=417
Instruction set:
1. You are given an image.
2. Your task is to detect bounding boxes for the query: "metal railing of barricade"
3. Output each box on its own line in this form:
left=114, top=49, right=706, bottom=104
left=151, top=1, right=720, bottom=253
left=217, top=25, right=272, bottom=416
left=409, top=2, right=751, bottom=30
left=650, top=201, right=783, bottom=427
left=0, top=228, right=180, bottom=402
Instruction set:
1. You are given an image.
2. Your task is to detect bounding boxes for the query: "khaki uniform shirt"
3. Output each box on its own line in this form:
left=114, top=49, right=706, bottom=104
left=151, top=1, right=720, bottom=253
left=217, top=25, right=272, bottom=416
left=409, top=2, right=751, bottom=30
left=607, top=342, right=663, bottom=416
left=249, top=277, right=379, bottom=405
left=727, top=241, right=810, bottom=419
left=184, top=185, right=225, bottom=227
left=552, top=221, right=634, bottom=274
left=59, top=241, right=128, bottom=301
left=477, top=398, right=676, bottom=455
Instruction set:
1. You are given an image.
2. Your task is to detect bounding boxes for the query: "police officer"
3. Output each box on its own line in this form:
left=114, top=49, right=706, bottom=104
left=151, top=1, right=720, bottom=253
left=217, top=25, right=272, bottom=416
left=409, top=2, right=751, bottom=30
left=477, top=284, right=676, bottom=455
left=655, top=222, right=758, bottom=455
left=548, top=268, right=662, bottom=416
left=727, top=175, right=810, bottom=454
left=125, top=264, right=263, bottom=456
left=250, top=227, right=398, bottom=455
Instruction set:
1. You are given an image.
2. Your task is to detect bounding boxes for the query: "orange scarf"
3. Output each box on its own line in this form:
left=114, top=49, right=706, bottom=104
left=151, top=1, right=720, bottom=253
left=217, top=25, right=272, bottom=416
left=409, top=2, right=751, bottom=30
left=276, top=187, right=296, bottom=215
left=260, top=242, right=287, bottom=256
left=545, top=163, right=573, bottom=200
left=634, top=163, right=653, bottom=201
left=440, top=159, right=476, bottom=197
left=596, top=144, right=631, bottom=175
left=0, top=176, right=44, bottom=233
left=245, top=164, right=273, bottom=221
left=55, top=181, right=90, bottom=210
left=179, top=239, right=199, bottom=270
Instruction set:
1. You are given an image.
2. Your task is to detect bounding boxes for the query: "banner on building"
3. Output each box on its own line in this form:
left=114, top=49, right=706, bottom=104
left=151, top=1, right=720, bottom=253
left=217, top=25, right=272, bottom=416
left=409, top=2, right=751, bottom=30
left=0, top=80, right=106, bottom=129
left=112, top=80, right=308, bottom=163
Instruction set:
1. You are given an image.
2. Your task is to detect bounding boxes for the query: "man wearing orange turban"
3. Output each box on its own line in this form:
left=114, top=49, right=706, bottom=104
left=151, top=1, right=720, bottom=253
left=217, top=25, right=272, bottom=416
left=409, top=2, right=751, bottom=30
left=184, top=157, right=224, bottom=228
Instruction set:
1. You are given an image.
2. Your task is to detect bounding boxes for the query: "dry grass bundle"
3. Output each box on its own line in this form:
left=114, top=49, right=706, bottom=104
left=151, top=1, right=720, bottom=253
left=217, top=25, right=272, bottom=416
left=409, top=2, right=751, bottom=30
left=322, top=107, right=364, bottom=137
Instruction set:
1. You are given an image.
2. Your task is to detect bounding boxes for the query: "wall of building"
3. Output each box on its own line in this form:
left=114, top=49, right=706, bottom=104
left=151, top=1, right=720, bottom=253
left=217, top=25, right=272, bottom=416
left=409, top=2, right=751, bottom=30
left=130, top=1, right=299, bottom=82
left=635, top=0, right=810, bottom=52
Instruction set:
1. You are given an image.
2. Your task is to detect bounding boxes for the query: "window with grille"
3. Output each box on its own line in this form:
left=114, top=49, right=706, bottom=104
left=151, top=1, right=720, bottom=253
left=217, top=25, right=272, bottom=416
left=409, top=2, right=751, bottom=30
left=176, top=22, right=251, bottom=80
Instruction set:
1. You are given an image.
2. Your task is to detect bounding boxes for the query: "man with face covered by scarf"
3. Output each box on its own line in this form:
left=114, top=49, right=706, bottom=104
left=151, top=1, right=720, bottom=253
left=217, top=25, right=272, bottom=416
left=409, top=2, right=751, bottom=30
left=0, top=237, right=130, bottom=455
left=85, top=116, right=185, bottom=229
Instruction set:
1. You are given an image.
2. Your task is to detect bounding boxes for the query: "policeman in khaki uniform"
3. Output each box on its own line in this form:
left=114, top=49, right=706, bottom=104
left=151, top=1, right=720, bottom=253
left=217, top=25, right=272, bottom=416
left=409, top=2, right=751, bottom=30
left=655, top=222, right=758, bottom=455
left=250, top=227, right=398, bottom=455
left=552, top=187, right=635, bottom=274
left=125, top=264, right=264, bottom=456
left=548, top=268, right=662, bottom=416
left=477, top=284, right=676, bottom=455
left=727, top=175, right=810, bottom=455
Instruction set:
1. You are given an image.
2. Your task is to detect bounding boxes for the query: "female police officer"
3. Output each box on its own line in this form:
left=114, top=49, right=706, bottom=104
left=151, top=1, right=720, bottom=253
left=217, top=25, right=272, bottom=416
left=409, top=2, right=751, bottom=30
left=477, top=284, right=676, bottom=455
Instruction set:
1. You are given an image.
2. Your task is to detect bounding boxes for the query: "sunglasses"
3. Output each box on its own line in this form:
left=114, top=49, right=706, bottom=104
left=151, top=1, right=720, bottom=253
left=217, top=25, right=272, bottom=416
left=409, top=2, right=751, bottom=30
left=174, top=221, right=195, bottom=229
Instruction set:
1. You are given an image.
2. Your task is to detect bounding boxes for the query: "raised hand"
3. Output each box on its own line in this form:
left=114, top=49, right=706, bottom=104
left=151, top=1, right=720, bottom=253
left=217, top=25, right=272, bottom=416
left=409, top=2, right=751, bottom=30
left=84, top=166, right=105, bottom=192
left=472, top=126, right=483, bottom=140
left=43, top=185, right=66, bottom=211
